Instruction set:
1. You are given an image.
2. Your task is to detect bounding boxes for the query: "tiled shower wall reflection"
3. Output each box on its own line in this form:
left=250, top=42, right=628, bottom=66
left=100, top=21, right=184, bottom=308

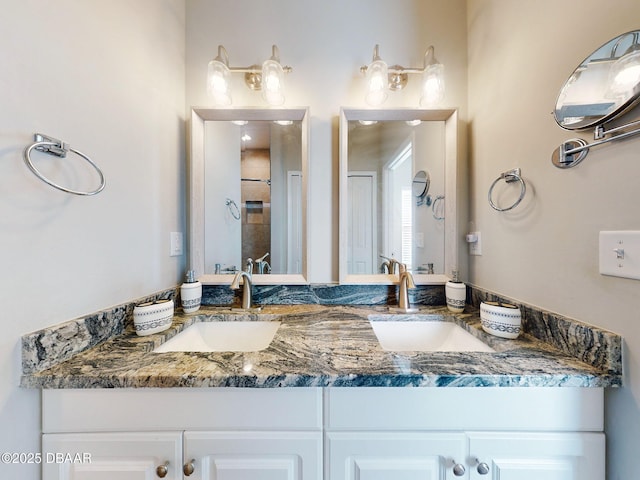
left=241, top=148, right=270, bottom=264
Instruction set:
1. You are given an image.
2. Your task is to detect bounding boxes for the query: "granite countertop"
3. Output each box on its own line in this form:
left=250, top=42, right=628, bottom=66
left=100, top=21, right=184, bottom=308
left=20, top=304, right=622, bottom=389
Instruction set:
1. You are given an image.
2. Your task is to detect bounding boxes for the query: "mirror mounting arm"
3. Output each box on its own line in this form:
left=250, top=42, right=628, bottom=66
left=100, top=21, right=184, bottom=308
left=552, top=118, right=640, bottom=169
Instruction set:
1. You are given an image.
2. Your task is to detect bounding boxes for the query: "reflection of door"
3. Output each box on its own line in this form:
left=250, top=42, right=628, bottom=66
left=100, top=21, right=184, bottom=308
left=287, top=171, right=302, bottom=274
left=383, top=140, right=413, bottom=269
left=347, top=172, right=377, bottom=274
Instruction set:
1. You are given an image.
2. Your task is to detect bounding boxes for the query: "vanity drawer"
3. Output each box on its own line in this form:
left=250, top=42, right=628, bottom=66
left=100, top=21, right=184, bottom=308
left=43, top=387, right=323, bottom=433
left=325, top=387, right=603, bottom=431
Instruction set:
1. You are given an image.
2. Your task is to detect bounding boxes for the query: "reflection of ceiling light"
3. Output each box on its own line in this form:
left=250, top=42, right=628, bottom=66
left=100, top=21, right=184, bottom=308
left=360, top=45, right=445, bottom=107
left=274, top=120, right=293, bottom=126
left=358, top=120, right=378, bottom=126
left=406, top=119, right=422, bottom=126
left=609, top=44, right=640, bottom=96
left=241, top=133, right=251, bottom=142
left=232, top=120, right=248, bottom=126
left=207, top=45, right=292, bottom=107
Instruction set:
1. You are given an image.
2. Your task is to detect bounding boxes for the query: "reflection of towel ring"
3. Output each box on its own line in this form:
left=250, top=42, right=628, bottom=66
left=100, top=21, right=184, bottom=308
left=432, top=195, right=445, bottom=220
left=225, top=198, right=241, bottom=220
left=488, top=168, right=526, bottom=212
left=23, top=133, right=105, bottom=196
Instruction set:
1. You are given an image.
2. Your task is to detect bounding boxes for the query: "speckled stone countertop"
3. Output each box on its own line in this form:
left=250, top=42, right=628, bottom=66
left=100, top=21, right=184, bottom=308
left=21, top=304, right=622, bottom=389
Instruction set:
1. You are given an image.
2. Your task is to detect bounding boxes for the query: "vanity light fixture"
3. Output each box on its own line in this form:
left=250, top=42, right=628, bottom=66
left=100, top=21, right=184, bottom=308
left=360, top=45, right=445, bottom=106
left=207, top=45, right=292, bottom=106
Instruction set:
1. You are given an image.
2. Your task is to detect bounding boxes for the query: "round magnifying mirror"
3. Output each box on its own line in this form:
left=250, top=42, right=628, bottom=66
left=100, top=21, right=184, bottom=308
left=555, top=30, right=640, bottom=130
left=412, top=170, right=430, bottom=198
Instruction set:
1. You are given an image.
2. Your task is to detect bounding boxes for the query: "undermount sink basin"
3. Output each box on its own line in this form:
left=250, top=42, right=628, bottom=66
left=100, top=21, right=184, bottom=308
left=369, top=320, right=495, bottom=352
left=154, top=321, right=281, bottom=353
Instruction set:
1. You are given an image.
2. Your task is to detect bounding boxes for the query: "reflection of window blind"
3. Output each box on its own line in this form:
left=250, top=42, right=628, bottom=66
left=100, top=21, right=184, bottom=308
left=401, top=188, right=412, bottom=268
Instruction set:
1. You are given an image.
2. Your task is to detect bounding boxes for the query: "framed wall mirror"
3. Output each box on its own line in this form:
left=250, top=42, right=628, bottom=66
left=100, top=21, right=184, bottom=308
left=190, top=107, right=309, bottom=285
left=339, top=108, right=458, bottom=285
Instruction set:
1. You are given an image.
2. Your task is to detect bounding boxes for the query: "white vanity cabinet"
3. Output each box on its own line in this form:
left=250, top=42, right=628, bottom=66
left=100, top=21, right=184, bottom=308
left=467, top=432, right=605, bottom=480
left=327, top=431, right=467, bottom=479
left=183, top=431, right=322, bottom=480
left=42, top=388, right=323, bottom=480
left=42, top=431, right=321, bottom=480
left=42, top=432, right=183, bottom=480
left=41, top=387, right=605, bottom=480
left=325, top=388, right=605, bottom=480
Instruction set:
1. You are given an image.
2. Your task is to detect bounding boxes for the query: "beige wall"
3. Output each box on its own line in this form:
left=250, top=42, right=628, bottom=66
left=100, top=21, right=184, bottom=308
left=3, top=1, right=638, bottom=478
left=186, top=0, right=469, bottom=282
left=467, top=1, right=640, bottom=477
left=0, top=1, right=186, bottom=478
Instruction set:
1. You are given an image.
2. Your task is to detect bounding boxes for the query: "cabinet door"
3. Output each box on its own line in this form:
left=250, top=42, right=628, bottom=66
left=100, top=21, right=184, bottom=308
left=184, top=431, right=322, bottom=480
left=42, top=432, right=182, bottom=480
left=327, top=432, right=468, bottom=480
left=468, top=432, right=605, bottom=480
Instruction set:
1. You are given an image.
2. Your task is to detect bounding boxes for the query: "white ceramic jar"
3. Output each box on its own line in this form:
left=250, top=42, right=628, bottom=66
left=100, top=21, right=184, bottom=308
left=180, top=270, right=202, bottom=313
left=445, top=282, right=466, bottom=313
left=133, top=299, right=174, bottom=336
left=480, top=301, right=522, bottom=339
left=445, top=270, right=466, bottom=313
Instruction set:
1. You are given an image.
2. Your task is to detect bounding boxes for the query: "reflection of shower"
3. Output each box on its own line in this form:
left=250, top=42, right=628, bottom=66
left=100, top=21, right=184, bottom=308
left=241, top=149, right=271, bottom=271
left=242, top=177, right=271, bottom=186
left=225, top=198, right=241, bottom=220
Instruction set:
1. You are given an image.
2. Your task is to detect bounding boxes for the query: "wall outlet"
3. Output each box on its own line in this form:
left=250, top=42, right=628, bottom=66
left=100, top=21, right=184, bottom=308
left=170, top=232, right=184, bottom=257
left=469, top=231, right=482, bottom=256
left=599, top=231, right=640, bottom=280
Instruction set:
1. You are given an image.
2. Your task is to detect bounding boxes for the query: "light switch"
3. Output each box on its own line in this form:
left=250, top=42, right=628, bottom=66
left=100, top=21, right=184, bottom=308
left=469, top=231, right=482, bottom=256
left=599, top=231, right=640, bottom=280
left=170, top=232, right=184, bottom=257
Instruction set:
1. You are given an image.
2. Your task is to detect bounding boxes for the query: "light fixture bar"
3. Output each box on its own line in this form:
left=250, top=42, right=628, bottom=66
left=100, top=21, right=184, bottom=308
left=360, top=44, right=445, bottom=106
left=207, top=44, right=292, bottom=106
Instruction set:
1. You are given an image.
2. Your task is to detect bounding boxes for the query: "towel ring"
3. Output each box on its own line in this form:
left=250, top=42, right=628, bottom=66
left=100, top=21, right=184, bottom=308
left=23, top=134, right=105, bottom=196
left=225, top=197, right=241, bottom=220
left=432, top=195, right=445, bottom=220
left=488, top=168, right=526, bottom=212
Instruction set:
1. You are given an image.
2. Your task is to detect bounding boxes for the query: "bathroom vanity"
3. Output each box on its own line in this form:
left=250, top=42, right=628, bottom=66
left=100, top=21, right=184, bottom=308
left=41, top=386, right=603, bottom=480
left=22, top=304, right=620, bottom=480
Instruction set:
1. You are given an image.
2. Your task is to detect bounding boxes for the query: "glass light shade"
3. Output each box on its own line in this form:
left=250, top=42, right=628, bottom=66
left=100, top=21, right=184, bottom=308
left=261, top=59, right=285, bottom=106
left=420, top=62, right=445, bottom=107
left=365, top=59, right=389, bottom=106
left=207, top=59, right=232, bottom=106
left=608, top=47, right=640, bottom=98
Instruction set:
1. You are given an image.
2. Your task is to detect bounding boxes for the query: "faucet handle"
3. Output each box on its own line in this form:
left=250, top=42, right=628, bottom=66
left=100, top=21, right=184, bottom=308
left=399, top=264, right=416, bottom=288
left=245, top=258, right=254, bottom=273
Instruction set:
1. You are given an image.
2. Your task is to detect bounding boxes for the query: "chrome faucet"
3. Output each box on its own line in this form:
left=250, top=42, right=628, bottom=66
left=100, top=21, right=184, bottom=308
left=256, top=252, right=271, bottom=274
left=380, top=255, right=400, bottom=274
left=231, top=270, right=253, bottom=309
left=245, top=258, right=254, bottom=274
left=396, top=263, right=418, bottom=313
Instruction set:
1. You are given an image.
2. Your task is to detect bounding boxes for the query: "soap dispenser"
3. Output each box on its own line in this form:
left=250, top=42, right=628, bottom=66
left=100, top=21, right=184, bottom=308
left=445, top=269, right=466, bottom=313
left=180, top=270, right=202, bottom=313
